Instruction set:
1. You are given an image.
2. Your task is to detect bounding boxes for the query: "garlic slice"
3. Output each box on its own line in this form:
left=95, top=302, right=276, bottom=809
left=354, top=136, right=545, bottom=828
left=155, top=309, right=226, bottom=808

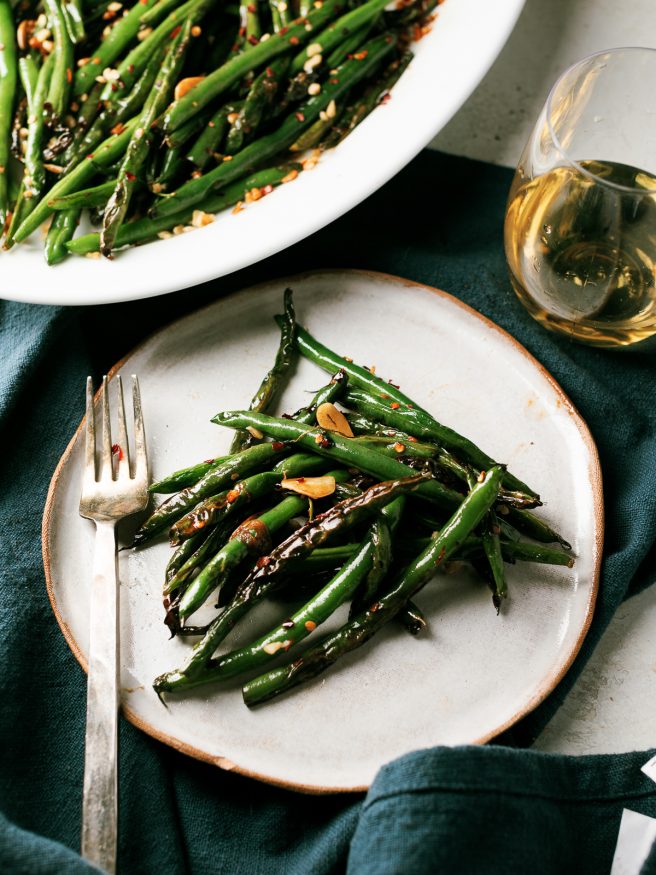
left=281, top=475, right=336, bottom=499
left=316, top=402, right=354, bottom=437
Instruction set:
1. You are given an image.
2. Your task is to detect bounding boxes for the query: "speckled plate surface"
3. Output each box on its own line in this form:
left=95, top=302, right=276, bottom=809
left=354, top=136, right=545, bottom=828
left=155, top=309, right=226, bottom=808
left=43, top=270, right=602, bottom=792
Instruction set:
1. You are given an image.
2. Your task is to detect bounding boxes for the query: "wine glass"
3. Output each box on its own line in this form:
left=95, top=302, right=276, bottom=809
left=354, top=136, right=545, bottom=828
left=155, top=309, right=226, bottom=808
left=504, top=47, right=656, bottom=349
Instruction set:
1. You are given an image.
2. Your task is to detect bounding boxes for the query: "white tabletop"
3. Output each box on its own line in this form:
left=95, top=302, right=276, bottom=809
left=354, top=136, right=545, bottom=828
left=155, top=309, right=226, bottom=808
left=430, top=0, right=656, bottom=755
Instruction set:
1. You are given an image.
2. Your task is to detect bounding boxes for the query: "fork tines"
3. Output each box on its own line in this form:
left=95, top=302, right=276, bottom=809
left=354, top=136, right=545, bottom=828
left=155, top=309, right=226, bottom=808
left=84, top=374, right=146, bottom=483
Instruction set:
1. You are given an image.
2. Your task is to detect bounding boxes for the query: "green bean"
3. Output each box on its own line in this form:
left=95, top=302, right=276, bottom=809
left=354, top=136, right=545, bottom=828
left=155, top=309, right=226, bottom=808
left=186, top=103, right=240, bottom=170
left=289, top=0, right=392, bottom=74
left=180, top=472, right=424, bottom=659
left=160, top=0, right=347, bottom=133
left=44, top=0, right=74, bottom=121
left=0, top=0, right=17, bottom=229
left=66, top=162, right=301, bottom=253
left=150, top=456, right=229, bottom=494
left=12, top=116, right=139, bottom=243
left=230, top=287, right=296, bottom=453
left=100, top=0, right=211, bottom=102
left=154, top=495, right=405, bottom=693
left=62, top=0, right=86, bottom=43
left=48, top=178, right=117, bottom=210
left=44, top=207, right=79, bottom=264
left=68, top=46, right=165, bottom=171
left=212, top=410, right=463, bottom=510
left=5, top=53, right=53, bottom=246
left=224, top=57, right=290, bottom=155
left=153, top=33, right=398, bottom=218
left=292, top=369, right=348, bottom=424
left=101, top=19, right=191, bottom=257
left=132, top=441, right=288, bottom=546
left=481, top=509, right=506, bottom=609
left=242, top=467, right=504, bottom=706
left=74, top=0, right=159, bottom=98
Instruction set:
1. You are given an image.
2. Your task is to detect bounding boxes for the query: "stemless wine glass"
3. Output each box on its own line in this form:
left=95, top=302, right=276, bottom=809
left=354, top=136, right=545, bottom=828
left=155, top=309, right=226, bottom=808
left=504, top=48, right=656, bottom=349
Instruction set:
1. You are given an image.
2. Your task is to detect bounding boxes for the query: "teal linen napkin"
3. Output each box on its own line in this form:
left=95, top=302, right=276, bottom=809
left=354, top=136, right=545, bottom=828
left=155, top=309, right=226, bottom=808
left=1, top=150, right=654, bottom=873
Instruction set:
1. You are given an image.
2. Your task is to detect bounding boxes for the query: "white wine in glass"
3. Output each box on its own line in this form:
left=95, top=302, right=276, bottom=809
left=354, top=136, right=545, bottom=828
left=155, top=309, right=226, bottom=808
left=505, top=49, right=656, bottom=349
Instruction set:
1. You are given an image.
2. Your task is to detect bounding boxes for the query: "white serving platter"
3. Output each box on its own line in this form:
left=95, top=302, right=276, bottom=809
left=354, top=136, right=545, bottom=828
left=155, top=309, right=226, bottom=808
left=2, top=0, right=525, bottom=305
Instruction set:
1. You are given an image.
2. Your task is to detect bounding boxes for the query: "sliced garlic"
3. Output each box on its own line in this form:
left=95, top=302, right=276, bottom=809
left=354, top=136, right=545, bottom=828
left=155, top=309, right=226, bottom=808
left=280, top=475, right=336, bottom=499
left=316, top=402, right=354, bottom=437
left=174, top=76, right=205, bottom=101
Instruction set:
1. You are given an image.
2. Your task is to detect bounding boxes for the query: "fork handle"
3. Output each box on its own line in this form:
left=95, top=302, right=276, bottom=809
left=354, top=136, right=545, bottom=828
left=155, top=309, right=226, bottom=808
left=81, top=520, right=119, bottom=875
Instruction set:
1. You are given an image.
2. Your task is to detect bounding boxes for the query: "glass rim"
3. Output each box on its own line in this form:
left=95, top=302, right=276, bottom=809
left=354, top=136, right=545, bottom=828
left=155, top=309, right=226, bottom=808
left=545, top=45, right=656, bottom=196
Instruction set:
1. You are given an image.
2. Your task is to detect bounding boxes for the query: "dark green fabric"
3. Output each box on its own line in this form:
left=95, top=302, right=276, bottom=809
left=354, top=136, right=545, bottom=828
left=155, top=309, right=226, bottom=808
left=348, top=747, right=656, bottom=874
left=1, top=150, right=655, bottom=873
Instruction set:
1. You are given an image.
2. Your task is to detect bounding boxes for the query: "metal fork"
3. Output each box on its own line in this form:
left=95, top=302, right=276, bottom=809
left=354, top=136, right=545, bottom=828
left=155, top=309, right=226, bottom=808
left=79, top=374, right=148, bottom=874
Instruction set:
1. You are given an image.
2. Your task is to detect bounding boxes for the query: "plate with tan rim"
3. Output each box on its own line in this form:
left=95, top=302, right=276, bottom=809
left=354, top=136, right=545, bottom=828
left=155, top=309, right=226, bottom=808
left=1, top=0, right=526, bottom=305
left=42, top=269, right=602, bottom=793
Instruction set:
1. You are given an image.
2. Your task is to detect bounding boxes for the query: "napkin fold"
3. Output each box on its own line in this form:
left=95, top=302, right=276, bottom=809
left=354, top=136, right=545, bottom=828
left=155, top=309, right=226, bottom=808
left=348, top=747, right=656, bottom=874
left=1, top=149, right=654, bottom=873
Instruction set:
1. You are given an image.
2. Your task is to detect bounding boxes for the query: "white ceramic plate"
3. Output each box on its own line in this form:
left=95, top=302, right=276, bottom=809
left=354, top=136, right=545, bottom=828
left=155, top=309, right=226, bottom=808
left=1, top=0, right=525, bottom=306
left=43, top=270, right=602, bottom=792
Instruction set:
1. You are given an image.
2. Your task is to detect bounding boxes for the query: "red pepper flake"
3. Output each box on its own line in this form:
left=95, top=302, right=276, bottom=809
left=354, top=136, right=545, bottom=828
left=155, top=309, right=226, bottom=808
left=388, top=379, right=400, bottom=388
left=385, top=34, right=394, bottom=43
left=110, top=122, right=126, bottom=135
left=261, top=184, right=273, bottom=195
left=381, top=393, right=389, bottom=399
left=227, top=489, right=240, bottom=502
left=203, top=458, right=215, bottom=464
left=369, top=601, right=382, bottom=613
left=272, top=441, right=286, bottom=452
left=66, top=67, right=72, bottom=83
left=353, top=50, right=368, bottom=60
left=279, top=26, right=288, bottom=34
left=289, top=35, right=299, bottom=45
left=304, top=620, right=317, bottom=632
left=266, top=66, right=273, bottom=77
left=247, top=34, right=259, bottom=45
left=379, top=92, right=391, bottom=105
left=390, top=402, right=400, bottom=409
left=247, top=3, right=256, bottom=10
left=393, top=442, right=405, bottom=454
left=86, top=153, right=94, bottom=160
left=111, top=443, right=123, bottom=460
left=407, top=436, right=418, bottom=443
left=128, top=64, right=135, bottom=74
left=170, top=25, right=181, bottom=38
left=256, top=556, right=271, bottom=568
left=330, top=78, right=339, bottom=85
left=126, top=171, right=136, bottom=181
left=435, top=547, right=446, bottom=566
left=295, top=111, right=305, bottom=122
left=477, top=470, right=486, bottom=483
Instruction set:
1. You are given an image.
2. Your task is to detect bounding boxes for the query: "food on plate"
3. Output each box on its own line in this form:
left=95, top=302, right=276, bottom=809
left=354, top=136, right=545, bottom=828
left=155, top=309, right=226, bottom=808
left=135, top=289, right=574, bottom=707
left=0, top=0, right=437, bottom=263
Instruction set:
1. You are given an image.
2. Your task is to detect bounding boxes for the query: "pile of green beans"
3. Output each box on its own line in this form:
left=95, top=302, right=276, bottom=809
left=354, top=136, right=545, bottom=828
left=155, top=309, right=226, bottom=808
left=0, top=0, right=434, bottom=263
left=138, top=290, right=574, bottom=707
